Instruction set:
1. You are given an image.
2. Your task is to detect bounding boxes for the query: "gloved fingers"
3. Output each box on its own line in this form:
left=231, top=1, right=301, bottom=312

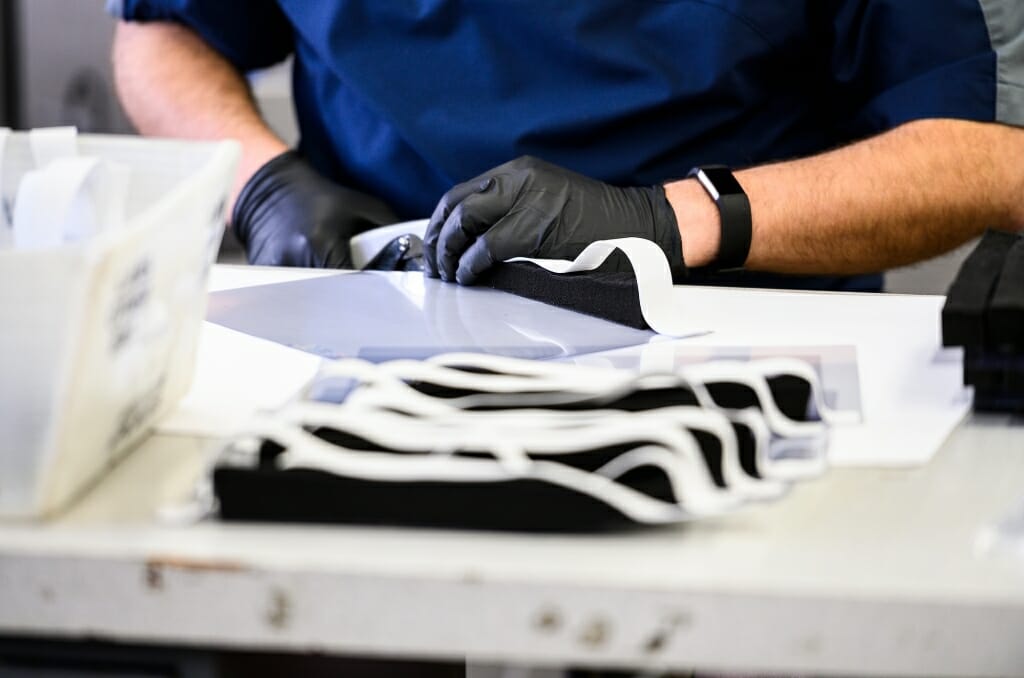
left=452, top=207, right=545, bottom=285
left=245, top=242, right=269, bottom=266
left=248, top=232, right=319, bottom=268
left=290, top=237, right=320, bottom=268
left=245, top=233, right=283, bottom=267
left=337, top=188, right=401, bottom=236
left=424, top=176, right=494, bottom=278
left=454, top=236, right=496, bottom=285
left=436, top=185, right=512, bottom=282
left=323, top=240, right=355, bottom=269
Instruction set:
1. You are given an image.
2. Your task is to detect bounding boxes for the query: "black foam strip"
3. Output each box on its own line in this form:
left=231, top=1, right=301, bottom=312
left=972, top=392, right=1024, bottom=414
left=963, top=349, right=1024, bottom=391
left=480, top=261, right=651, bottom=331
left=214, top=467, right=643, bottom=532
left=942, top=230, right=1020, bottom=349
left=969, top=354, right=1024, bottom=414
left=309, top=424, right=728, bottom=490
left=986, top=237, right=1024, bottom=351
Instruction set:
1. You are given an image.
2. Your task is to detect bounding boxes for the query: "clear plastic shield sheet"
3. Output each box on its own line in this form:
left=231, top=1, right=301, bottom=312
left=206, top=271, right=660, bottom=362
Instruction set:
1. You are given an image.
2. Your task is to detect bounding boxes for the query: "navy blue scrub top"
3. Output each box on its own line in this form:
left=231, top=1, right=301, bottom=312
left=110, top=0, right=1023, bottom=291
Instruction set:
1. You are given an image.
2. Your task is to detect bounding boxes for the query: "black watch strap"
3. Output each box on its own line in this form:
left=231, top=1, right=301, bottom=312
left=687, top=165, right=752, bottom=271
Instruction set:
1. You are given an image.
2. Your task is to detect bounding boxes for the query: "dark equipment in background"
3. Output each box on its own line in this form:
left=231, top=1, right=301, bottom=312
left=942, top=229, right=1024, bottom=413
left=0, top=0, right=17, bottom=127
left=0, top=0, right=132, bottom=133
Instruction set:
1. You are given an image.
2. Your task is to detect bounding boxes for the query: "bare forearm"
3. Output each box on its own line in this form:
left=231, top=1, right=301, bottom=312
left=112, top=20, right=287, bottom=205
left=667, top=119, right=1024, bottom=274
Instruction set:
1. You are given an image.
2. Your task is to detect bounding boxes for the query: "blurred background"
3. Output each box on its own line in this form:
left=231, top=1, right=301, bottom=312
left=0, top=1, right=131, bottom=133
left=0, top=0, right=972, bottom=293
left=0, top=0, right=297, bottom=140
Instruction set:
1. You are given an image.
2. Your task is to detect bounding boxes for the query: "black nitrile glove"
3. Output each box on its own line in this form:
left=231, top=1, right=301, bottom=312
left=423, top=156, right=685, bottom=285
left=232, top=151, right=398, bottom=268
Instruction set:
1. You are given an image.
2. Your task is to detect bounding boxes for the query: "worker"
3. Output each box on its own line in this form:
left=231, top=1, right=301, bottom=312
left=109, top=1, right=1024, bottom=292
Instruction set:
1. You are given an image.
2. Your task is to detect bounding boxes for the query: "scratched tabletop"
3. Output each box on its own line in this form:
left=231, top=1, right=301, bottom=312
left=2, top=414, right=1024, bottom=677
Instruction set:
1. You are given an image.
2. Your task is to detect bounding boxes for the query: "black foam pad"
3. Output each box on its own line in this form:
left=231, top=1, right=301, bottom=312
left=214, top=467, right=644, bottom=532
left=307, top=425, right=728, bottom=491
left=215, top=438, right=676, bottom=532
left=480, top=261, right=651, bottom=330
left=964, top=349, right=1024, bottom=388
left=942, top=230, right=1020, bottom=350
left=986, top=237, right=1024, bottom=351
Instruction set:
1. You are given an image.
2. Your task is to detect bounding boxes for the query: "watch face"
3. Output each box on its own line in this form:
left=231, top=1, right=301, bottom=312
left=698, top=166, right=745, bottom=198
left=688, top=164, right=752, bottom=271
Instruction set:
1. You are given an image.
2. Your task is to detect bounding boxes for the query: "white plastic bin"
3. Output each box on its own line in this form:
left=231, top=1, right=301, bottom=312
left=0, top=133, right=239, bottom=519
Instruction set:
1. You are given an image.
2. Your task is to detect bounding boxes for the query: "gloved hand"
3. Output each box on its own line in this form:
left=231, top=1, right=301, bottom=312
left=423, top=156, right=685, bottom=285
left=232, top=150, right=398, bottom=268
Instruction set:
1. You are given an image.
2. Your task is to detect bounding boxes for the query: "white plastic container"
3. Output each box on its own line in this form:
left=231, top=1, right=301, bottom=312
left=0, top=133, right=239, bottom=519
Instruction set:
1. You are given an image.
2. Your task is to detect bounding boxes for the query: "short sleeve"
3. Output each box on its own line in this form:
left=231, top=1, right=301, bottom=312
left=107, top=0, right=294, bottom=72
left=977, top=0, right=1024, bottom=127
left=825, top=0, right=1024, bottom=137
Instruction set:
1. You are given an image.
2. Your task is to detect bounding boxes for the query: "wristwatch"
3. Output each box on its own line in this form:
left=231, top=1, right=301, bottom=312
left=687, top=165, right=752, bottom=271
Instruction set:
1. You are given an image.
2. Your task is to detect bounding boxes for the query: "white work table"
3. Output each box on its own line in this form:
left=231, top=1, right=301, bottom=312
left=2, top=268, right=1024, bottom=677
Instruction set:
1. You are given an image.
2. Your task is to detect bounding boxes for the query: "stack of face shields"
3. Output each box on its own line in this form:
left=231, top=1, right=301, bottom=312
left=943, top=230, right=1024, bottom=413
left=212, top=354, right=846, bottom=531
